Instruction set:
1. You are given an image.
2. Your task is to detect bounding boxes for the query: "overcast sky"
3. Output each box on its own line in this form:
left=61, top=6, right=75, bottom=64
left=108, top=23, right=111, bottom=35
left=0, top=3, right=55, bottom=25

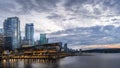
left=1, top=0, right=120, bottom=49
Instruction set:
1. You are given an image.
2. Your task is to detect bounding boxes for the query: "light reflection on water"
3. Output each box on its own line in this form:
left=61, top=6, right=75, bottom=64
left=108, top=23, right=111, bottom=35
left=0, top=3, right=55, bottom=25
left=1, top=53, right=120, bottom=68
left=1, top=59, right=59, bottom=68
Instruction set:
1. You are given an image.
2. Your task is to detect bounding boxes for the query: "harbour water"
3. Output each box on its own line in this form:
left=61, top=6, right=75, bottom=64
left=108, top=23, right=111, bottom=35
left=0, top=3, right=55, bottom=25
left=0, top=53, right=120, bottom=68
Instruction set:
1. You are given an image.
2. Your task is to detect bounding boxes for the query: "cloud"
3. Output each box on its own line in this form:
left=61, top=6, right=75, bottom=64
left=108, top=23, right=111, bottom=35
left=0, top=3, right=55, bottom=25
left=48, top=25, right=120, bottom=49
left=1, top=0, right=120, bottom=48
left=14, top=0, right=60, bottom=14
left=1, top=0, right=120, bottom=30
left=47, top=13, right=64, bottom=20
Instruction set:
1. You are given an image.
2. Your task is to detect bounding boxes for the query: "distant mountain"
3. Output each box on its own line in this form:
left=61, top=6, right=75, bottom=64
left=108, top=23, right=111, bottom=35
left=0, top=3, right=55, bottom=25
left=83, top=48, right=120, bottom=53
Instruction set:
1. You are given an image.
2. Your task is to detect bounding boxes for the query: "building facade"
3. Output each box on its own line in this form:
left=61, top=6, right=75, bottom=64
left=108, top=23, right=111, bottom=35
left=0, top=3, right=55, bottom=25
left=25, top=23, right=34, bottom=46
left=0, top=28, right=4, bottom=50
left=40, top=34, right=48, bottom=45
left=0, top=28, right=3, bottom=34
left=64, top=43, right=68, bottom=52
left=4, top=17, right=21, bottom=50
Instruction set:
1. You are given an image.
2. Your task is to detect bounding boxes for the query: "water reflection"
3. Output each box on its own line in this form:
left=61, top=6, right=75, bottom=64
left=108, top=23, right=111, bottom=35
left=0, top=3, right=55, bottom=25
left=1, top=54, right=120, bottom=68
left=1, top=59, right=59, bottom=68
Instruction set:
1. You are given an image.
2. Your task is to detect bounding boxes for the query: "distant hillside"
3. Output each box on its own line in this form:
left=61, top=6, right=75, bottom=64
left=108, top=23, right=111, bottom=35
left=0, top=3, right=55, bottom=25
left=83, top=48, right=120, bottom=53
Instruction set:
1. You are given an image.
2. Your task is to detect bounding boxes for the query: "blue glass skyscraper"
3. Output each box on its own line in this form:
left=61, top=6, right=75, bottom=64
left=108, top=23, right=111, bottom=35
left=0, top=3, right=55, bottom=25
left=25, top=23, right=34, bottom=46
left=4, top=17, right=21, bottom=50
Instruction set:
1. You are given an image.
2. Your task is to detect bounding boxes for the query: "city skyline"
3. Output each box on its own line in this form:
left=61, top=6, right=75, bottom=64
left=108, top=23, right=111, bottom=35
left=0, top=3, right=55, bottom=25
left=1, top=0, right=120, bottom=49
left=1, top=1, right=120, bottom=68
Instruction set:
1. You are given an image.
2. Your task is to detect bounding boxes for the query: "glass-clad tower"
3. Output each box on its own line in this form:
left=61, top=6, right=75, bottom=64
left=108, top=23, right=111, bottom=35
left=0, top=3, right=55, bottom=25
left=4, top=17, right=20, bottom=50
left=40, top=34, right=48, bottom=45
left=25, top=23, right=34, bottom=46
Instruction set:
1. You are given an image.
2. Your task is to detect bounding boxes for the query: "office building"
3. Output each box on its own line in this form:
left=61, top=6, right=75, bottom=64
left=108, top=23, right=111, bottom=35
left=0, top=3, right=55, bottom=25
left=25, top=23, right=34, bottom=46
left=4, top=17, right=21, bottom=50
left=40, top=34, right=48, bottom=45
left=64, top=43, right=68, bottom=52
left=0, top=28, right=4, bottom=49
left=0, top=28, right=3, bottom=34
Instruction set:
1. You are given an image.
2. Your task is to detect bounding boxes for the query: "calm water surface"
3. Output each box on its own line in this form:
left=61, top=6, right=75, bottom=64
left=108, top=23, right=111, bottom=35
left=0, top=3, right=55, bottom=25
left=0, top=53, right=120, bottom=68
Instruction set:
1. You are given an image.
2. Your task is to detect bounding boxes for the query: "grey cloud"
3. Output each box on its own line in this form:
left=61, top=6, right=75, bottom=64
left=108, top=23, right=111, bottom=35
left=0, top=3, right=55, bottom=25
left=1, top=0, right=120, bottom=19
left=0, top=0, right=16, bottom=14
left=63, top=0, right=120, bottom=18
left=1, top=0, right=120, bottom=16
left=49, top=25, right=120, bottom=46
left=0, top=0, right=60, bottom=15
left=64, top=0, right=87, bottom=8
left=111, top=18, right=118, bottom=21
left=112, top=22, right=120, bottom=25
left=47, top=13, right=63, bottom=19
left=69, top=18, right=76, bottom=20
left=14, top=0, right=60, bottom=14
